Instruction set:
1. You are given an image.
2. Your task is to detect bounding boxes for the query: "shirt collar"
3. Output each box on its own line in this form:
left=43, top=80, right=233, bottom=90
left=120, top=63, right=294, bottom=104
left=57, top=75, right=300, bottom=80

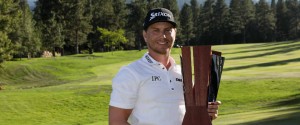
left=142, top=53, right=176, bottom=68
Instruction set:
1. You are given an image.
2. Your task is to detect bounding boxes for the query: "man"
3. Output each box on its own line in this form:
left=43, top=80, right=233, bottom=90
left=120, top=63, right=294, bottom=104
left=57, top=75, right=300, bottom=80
left=109, top=8, right=221, bottom=125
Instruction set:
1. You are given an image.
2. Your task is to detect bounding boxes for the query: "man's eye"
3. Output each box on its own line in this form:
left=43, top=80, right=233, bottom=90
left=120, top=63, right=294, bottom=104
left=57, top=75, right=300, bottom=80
left=153, top=29, right=159, bottom=32
left=165, top=29, right=172, bottom=33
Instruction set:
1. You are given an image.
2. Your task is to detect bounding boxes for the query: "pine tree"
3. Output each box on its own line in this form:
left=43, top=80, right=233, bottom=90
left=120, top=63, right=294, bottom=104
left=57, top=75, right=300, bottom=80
left=162, top=0, right=180, bottom=22
left=286, top=0, right=300, bottom=39
left=0, top=32, right=13, bottom=63
left=212, top=0, right=228, bottom=44
left=44, top=15, right=65, bottom=56
left=255, top=0, right=276, bottom=42
left=89, top=0, right=114, bottom=52
left=180, top=3, right=193, bottom=45
left=198, top=0, right=215, bottom=44
left=276, top=0, right=289, bottom=41
left=270, top=0, right=277, bottom=41
left=112, top=0, right=128, bottom=30
left=240, top=0, right=255, bottom=43
left=19, top=0, right=41, bottom=58
left=64, top=0, right=92, bottom=54
left=127, top=0, right=147, bottom=50
left=90, top=0, right=114, bottom=30
left=190, top=0, right=201, bottom=40
left=271, top=0, right=276, bottom=13
left=147, top=0, right=162, bottom=10
left=194, top=4, right=203, bottom=44
left=0, top=0, right=22, bottom=63
left=228, top=0, right=243, bottom=43
left=33, top=0, right=65, bottom=56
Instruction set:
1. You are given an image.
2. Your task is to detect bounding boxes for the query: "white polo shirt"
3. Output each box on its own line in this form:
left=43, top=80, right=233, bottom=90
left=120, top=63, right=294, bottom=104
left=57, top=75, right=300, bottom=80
left=110, top=53, right=185, bottom=125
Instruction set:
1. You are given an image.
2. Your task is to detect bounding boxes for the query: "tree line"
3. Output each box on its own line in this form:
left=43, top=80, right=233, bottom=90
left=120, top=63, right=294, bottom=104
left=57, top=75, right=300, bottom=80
left=1, top=0, right=300, bottom=63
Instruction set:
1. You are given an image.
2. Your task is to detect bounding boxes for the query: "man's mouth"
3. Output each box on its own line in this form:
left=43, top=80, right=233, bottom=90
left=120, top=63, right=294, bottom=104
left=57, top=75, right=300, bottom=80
left=158, top=41, right=168, bottom=45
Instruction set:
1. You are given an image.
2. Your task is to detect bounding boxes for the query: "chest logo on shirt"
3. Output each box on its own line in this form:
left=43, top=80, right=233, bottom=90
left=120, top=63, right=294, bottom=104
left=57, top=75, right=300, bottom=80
left=152, top=76, right=161, bottom=81
left=176, top=78, right=182, bottom=82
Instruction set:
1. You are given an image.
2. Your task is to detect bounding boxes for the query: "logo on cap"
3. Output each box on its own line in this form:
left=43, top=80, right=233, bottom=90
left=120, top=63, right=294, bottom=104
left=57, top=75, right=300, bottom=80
left=149, top=12, right=171, bottom=21
left=143, top=8, right=176, bottom=30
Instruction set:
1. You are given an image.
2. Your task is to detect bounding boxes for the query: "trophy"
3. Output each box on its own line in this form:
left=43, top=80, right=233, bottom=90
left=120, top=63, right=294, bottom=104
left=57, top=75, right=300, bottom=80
left=181, top=46, right=225, bottom=125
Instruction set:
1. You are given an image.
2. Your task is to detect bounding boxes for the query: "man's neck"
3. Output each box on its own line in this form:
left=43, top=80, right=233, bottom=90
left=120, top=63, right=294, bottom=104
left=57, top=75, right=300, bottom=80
left=148, top=52, right=171, bottom=69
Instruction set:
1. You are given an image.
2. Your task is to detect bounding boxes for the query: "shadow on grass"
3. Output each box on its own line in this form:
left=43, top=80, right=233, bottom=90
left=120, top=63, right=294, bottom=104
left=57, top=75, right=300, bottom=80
left=224, top=57, right=300, bottom=71
left=225, top=42, right=299, bottom=55
left=269, top=94, right=300, bottom=108
left=232, top=108, right=300, bottom=125
left=227, top=44, right=300, bottom=60
left=232, top=94, right=300, bottom=125
left=238, top=41, right=299, bottom=50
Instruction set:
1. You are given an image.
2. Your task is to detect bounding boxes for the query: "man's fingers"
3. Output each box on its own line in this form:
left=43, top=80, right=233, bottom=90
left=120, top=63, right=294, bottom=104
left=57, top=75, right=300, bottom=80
left=209, top=112, right=218, bottom=120
left=207, top=101, right=221, bottom=120
left=208, top=104, right=219, bottom=109
left=208, top=101, right=222, bottom=105
left=208, top=107, right=218, bottom=120
left=207, top=108, right=218, bottom=113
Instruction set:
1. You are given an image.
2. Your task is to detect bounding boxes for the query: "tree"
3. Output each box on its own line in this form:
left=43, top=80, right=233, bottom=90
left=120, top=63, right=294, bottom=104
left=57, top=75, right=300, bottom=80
left=0, top=0, right=21, bottom=63
left=276, top=0, right=289, bottom=41
left=64, top=0, right=92, bottom=54
left=0, top=32, right=13, bottom=63
left=147, top=0, right=162, bottom=10
left=34, top=0, right=65, bottom=56
left=19, top=0, right=41, bottom=58
left=228, top=0, right=243, bottom=43
left=42, top=14, right=65, bottom=56
left=240, top=0, right=255, bottom=43
left=255, top=0, right=276, bottom=42
left=190, top=0, right=201, bottom=40
left=112, top=0, right=128, bottom=30
left=212, top=0, right=229, bottom=44
left=286, top=0, right=300, bottom=39
left=126, top=0, right=147, bottom=50
left=271, top=0, right=276, bottom=13
left=97, top=28, right=128, bottom=52
left=162, top=0, right=180, bottom=22
left=180, top=3, right=193, bottom=45
left=198, top=0, right=215, bottom=44
left=89, top=0, right=114, bottom=52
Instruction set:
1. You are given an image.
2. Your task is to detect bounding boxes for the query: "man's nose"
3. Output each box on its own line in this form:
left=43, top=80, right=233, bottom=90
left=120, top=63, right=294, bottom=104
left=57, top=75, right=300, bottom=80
left=160, top=31, right=167, bottom=38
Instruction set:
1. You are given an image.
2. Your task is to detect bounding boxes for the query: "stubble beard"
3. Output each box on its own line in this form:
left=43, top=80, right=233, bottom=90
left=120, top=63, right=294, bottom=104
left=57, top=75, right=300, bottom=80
left=148, top=42, right=173, bottom=55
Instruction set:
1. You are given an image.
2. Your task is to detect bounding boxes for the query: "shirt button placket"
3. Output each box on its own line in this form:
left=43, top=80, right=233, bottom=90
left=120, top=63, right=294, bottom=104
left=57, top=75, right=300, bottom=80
left=169, top=73, right=174, bottom=90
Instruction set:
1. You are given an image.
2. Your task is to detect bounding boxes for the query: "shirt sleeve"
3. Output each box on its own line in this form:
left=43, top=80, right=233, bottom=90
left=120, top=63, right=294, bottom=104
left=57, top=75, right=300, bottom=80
left=109, top=66, right=139, bottom=109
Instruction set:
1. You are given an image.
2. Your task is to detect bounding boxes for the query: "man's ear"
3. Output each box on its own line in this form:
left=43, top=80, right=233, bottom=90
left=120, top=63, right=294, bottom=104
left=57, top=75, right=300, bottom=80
left=143, top=30, right=147, bottom=42
left=173, top=28, right=177, bottom=36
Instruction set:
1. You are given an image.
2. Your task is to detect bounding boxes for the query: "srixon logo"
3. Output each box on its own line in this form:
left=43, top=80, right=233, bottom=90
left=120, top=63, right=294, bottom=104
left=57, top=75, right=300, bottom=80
left=150, top=12, right=171, bottom=21
left=152, top=76, right=161, bottom=81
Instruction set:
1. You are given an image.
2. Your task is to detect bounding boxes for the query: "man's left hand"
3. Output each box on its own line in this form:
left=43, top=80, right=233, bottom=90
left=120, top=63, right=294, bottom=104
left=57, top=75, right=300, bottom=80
left=208, top=101, right=221, bottom=120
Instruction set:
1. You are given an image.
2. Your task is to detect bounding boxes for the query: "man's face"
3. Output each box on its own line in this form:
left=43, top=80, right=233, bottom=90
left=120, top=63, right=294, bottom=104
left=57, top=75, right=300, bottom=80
left=143, top=22, right=176, bottom=55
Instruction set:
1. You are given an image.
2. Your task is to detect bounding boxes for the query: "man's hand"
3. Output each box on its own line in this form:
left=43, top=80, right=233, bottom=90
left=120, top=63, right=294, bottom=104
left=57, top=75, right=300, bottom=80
left=208, top=101, right=221, bottom=120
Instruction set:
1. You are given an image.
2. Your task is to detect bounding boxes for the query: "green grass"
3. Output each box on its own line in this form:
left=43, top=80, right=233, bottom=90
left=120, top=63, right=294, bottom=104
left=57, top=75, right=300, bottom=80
left=213, top=105, right=300, bottom=125
left=0, top=41, right=299, bottom=125
left=217, top=78, right=300, bottom=114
